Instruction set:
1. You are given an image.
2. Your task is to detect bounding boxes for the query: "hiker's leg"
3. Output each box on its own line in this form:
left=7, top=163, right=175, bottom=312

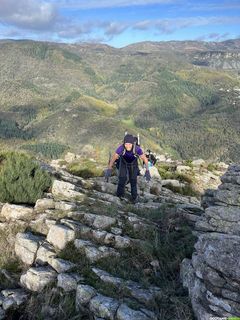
left=129, top=159, right=139, bottom=200
left=117, top=156, right=127, bottom=198
left=129, top=178, right=138, bottom=199
left=117, top=177, right=127, bottom=197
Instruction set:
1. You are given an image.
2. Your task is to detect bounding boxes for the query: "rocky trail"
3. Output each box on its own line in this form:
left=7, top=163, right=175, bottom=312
left=0, top=159, right=204, bottom=320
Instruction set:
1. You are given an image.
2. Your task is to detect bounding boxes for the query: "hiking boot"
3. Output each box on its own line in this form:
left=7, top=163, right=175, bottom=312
left=131, top=196, right=139, bottom=204
left=117, top=195, right=124, bottom=201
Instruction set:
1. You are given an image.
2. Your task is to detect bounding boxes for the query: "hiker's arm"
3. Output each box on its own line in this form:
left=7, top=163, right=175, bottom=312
left=140, top=154, right=149, bottom=171
left=108, top=153, right=119, bottom=169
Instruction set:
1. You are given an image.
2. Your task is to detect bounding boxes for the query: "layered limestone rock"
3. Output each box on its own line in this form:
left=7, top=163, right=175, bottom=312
left=20, top=267, right=57, bottom=292
left=181, top=164, right=240, bottom=319
left=2, top=158, right=206, bottom=319
left=51, top=180, right=85, bottom=201
left=15, top=233, right=44, bottom=265
left=1, top=204, right=34, bottom=221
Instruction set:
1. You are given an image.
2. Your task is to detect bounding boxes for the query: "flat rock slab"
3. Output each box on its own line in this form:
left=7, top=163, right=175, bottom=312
left=1, top=203, right=33, bottom=221
left=34, top=198, right=55, bottom=212
left=52, top=180, right=85, bottom=202
left=89, top=294, right=119, bottom=320
left=116, top=303, right=154, bottom=320
left=76, top=284, right=97, bottom=307
left=57, top=273, right=83, bottom=292
left=47, top=224, right=75, bottom=250
left=15, top=232, right=44, bottom=265
left=74, top=239, right=120, bottom=262
left=49, top=258, right=76, bottom=273
left=20, top=267, right=57, bottom=292
left=36, top=242, right=57, bottom=265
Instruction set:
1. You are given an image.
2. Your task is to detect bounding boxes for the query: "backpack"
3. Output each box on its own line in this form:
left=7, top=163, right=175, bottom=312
left=145, top=149, right=157, bottom=166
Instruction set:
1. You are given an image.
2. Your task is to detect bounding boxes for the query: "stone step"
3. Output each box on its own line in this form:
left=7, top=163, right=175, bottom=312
left=20, top=267, right=57, bottom=292
left=74, top=239, right=120, bottom=263
left=76, top=284, right=157, bottom=320
left=91, top=267, right=162, bottom=307
left=60, top=218, right=135, bottom=249
left=57, top=272, right=84, bottom=292
left=66, top=212, right=118, bottom=230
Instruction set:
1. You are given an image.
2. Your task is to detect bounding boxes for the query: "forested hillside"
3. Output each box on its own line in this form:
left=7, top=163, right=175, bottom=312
left=0, top=39, right=239, bottom=162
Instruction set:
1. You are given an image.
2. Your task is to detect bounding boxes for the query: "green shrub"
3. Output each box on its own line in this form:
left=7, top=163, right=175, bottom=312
left=157, top=164, right=194, bottom=184
left=207, top=163, right=219, bottom=172
left=175, top=172, right=194, bottom=184
left=184, top=159, right=193, bottom=168
left=164, top=184, right=199, bottom=197
left=20, top=142, right=68, bottom=159
left=0, top=151, right=52, bottom=204
left=0, top=118, right=32, bottom=139
left=157, top=164, right=175, bottom=179
left=66, top=159, right=104, bottom=178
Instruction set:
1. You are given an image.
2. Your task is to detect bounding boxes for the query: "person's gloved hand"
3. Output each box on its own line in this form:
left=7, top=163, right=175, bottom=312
left=104, top=168, right=112, bottom=181
left=144, top=169, right=151, bottom=182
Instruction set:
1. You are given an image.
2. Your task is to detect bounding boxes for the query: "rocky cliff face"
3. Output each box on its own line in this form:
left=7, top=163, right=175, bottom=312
left=192, top=51, right=240, bottom=70
left=181, top=164, right=240, bottom=319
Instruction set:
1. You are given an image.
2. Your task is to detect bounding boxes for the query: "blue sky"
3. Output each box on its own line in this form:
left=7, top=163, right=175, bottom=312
left=0, top=0, right=239, bottom=47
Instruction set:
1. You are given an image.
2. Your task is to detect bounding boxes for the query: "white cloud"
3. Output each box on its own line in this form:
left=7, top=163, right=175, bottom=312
left=133, top=16, right=240, bottom=34
left=56, top=0, right=178, bottom=9
left=188, top=2, right=240, bottom=12
left=196, top=32, right=230, bottom=41
left=0, top=0, right=58, bottom=30
left=103, top=22, right=129, bottom=36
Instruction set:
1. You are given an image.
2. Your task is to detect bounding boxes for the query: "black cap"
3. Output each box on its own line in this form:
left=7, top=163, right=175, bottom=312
left=124, top=134, right=135, bottom=144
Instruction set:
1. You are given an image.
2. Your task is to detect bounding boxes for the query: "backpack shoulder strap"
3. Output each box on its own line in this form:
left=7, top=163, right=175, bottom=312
left=119, top=144, right=126, bottom=156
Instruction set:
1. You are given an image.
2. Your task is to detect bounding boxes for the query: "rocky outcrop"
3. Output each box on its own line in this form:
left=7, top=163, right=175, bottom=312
left=0, top=159, right=205, bottom=319
left=181, top=164, right=240, bottom=319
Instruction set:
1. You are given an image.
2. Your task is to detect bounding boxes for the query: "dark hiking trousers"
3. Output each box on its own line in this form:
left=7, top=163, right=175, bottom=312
left=116, top=156, right=139, bottom=200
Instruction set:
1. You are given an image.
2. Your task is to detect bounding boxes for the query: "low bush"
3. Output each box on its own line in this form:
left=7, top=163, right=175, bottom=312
left=20, top=142, right=68, bottom=159
left=0, top=151, right=52, bottom=204
left=66, top=159, right=104, bottom=178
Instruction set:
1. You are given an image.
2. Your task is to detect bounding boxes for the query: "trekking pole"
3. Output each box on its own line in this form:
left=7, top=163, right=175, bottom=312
left=107, top=150, right=112, bottom=182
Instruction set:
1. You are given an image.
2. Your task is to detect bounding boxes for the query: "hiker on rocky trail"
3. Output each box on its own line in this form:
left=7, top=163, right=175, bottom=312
left=104, top=134, right=151, bottom=203
left=145, top=149, right=157, bottom=167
